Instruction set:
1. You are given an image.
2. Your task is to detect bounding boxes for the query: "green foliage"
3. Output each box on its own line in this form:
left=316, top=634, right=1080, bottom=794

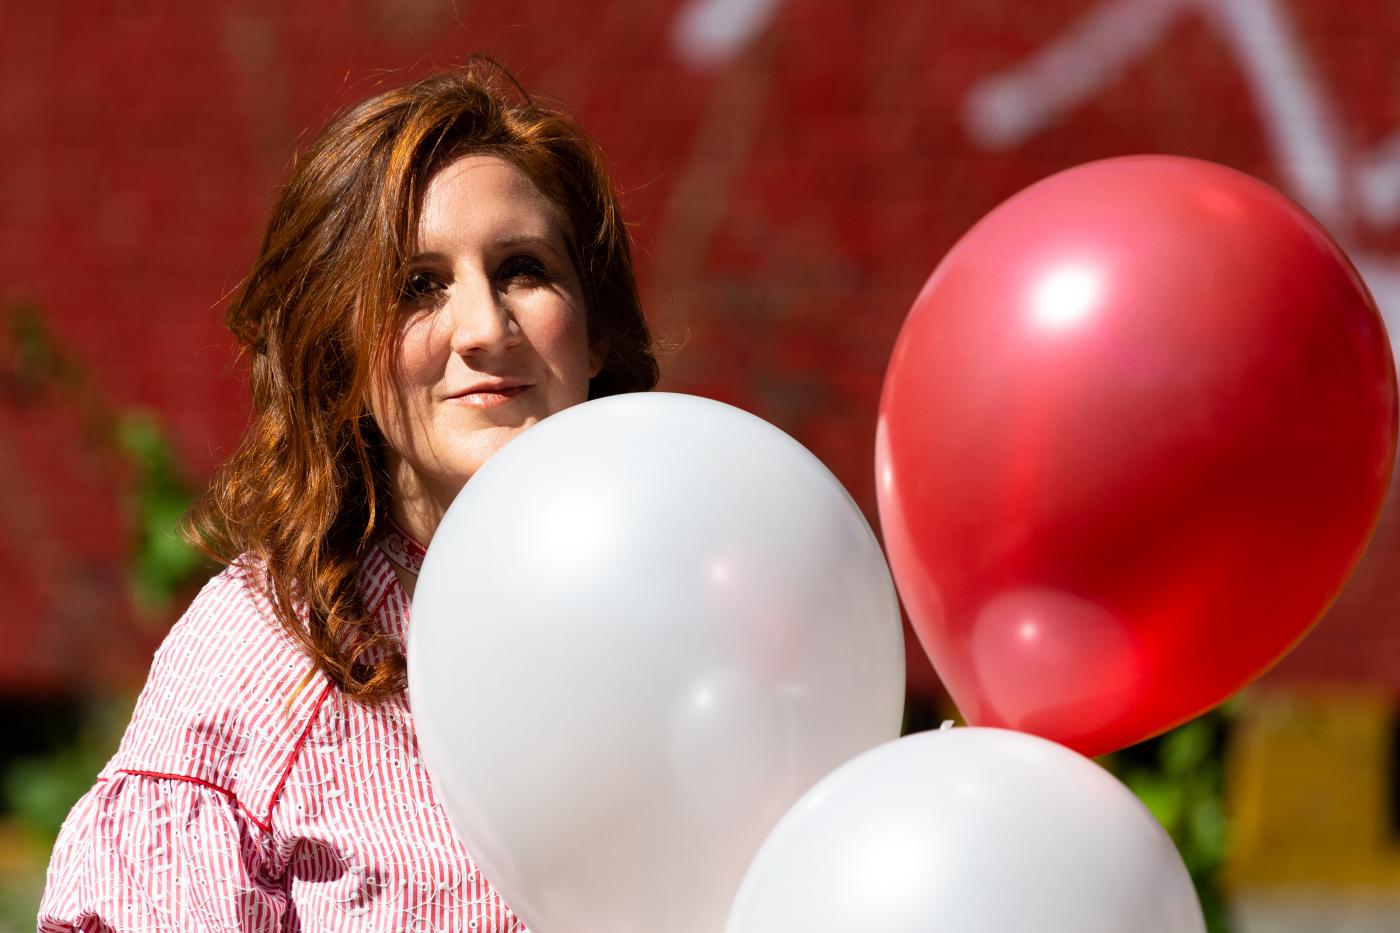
left=2, top=297, right=210, bottom=612
left=5, top=300, right=83, bottom=399
left=0, top=299, right=206, bottom=928
left=0, top=697, right=133, bottom=932
left=1, top=700, right=133, bottom=840
left=116, top=411, right=209, bottom=613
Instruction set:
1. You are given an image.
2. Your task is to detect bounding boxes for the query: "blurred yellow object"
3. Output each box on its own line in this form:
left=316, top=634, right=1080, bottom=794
left=1226, top=687, right=1400, bottom=889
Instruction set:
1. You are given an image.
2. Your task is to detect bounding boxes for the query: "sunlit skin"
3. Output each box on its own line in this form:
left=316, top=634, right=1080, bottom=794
left=370, top=155, right=602, bottom=593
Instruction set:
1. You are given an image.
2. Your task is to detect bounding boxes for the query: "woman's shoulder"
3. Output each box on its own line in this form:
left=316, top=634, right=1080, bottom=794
left=140, top=558, right=314, bottom=696
left=101, top=558, right=336, bottom=830
left=155, top=557, right=304, bottom=666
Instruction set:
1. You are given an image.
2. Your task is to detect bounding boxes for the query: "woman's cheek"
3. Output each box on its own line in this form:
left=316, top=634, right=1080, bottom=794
left=397, top=315, right=448, bottom=385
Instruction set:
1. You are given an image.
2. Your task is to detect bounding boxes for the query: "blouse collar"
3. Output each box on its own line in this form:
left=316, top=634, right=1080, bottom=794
left=360, top=521, right=427, bottom=634
left=377, top=520, right=427, bottom=577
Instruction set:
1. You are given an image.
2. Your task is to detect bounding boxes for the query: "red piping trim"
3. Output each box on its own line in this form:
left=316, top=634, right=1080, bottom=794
left=115, top=769, right=274, bottom=834
left=113, top=681, right=335, bottom=837
left=262, top=680, right=337, bottom=829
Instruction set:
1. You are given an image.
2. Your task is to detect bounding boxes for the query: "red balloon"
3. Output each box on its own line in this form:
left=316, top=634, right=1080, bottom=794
left=876, top=156, right=1397, bottom=758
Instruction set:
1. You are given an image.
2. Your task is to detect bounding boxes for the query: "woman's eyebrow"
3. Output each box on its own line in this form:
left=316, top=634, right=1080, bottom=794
left=406, top=234, right=564, bottom=263
left=493, top=233, right=563, bottom=252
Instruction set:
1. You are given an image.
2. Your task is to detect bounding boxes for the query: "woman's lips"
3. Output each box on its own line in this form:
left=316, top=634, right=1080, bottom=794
left=450, top=384, right=530, bottom=409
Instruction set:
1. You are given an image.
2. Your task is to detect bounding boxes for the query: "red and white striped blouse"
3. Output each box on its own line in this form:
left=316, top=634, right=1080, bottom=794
left=39, top=534, right=528, bottom=932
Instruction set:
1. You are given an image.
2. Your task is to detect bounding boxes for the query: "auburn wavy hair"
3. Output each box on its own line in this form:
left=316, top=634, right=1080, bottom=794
left=185, top=63, right=659, bottom=703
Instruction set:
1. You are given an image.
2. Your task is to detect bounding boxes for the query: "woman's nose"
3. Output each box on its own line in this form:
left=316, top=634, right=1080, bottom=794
left=446, top=277, right=522, bottom=356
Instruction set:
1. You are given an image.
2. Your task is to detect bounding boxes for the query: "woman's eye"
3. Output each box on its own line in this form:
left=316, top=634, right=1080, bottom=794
left=498, top=255, right=549, bottom=284
left=400, top=272, right=445, bottom=303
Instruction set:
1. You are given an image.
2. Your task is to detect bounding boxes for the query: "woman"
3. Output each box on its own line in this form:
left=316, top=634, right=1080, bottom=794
left=39, top=63, right=657, bottom=931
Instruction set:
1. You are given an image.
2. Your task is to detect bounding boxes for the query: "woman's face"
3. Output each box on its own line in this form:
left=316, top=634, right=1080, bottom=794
left=372, top=154, right=600, bottom=535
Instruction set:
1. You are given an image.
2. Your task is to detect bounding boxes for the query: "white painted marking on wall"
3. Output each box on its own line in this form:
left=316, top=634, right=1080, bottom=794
left=672, top=0, right=787, bottom=67
left=962, top=0, right=1400, bottom=356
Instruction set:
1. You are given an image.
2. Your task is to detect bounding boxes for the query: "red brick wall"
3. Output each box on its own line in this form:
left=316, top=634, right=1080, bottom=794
left=3, top=0, right=1398, bottom=694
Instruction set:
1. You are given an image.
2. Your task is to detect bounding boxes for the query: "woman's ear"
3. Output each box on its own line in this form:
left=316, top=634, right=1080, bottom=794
left=588, top=335, right=610, bottom=379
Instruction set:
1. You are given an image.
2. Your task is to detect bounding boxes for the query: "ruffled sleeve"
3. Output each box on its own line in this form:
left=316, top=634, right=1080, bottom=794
left=38, top=562, right=330, bottom=932
left=38, top=772, right=288, bottom=932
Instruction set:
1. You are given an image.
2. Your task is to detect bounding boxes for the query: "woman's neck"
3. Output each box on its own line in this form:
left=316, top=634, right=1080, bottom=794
left=389, top=493, right=444, bottom=547
left=389, top=557, right=418, bottom=599
left=383, top=454, right=467, bottom=597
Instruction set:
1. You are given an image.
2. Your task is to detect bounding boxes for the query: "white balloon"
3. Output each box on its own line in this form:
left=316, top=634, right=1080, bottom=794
left=408, top=392, right=905, bottom=933
left=726, top=727, right=1207, bottom=933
